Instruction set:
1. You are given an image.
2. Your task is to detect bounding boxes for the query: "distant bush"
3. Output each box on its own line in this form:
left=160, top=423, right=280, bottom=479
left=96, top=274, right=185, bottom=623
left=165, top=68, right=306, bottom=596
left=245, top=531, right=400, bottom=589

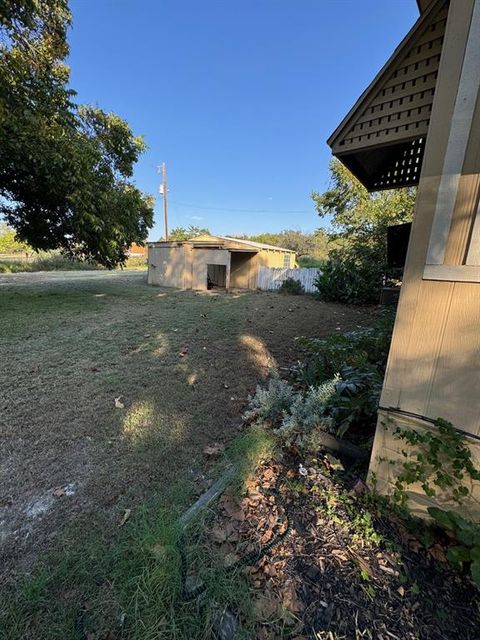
left=297, top=257, right=324, bottom=268
left=125, top=256, right=147, bottom=270
left=0, top=254, right=103, bottom=273
left=278, top=277, right=305, bottom=295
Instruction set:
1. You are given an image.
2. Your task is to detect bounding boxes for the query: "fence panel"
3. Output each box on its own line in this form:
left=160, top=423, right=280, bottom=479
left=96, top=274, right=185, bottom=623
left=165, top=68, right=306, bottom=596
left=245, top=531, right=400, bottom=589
left=257, top=266, right=320, bottom=293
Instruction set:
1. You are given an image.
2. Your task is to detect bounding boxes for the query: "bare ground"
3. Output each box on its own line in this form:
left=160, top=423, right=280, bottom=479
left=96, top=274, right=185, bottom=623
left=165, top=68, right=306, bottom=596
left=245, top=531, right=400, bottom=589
left=0, top=271, right=373, bottom=583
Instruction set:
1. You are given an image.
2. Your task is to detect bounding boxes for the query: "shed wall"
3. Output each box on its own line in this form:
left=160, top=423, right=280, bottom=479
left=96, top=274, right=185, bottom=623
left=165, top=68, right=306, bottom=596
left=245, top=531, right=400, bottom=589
left=191, top=249, right=230, bottom=290
left=230, top=252, right=256, bottom=289
left=147, top=246, right=187, bottom=288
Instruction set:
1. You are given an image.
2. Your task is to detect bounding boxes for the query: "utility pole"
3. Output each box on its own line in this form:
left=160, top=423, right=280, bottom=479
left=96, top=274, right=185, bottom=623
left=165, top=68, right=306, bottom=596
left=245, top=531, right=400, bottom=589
left=158, top=162, right=169, bottom=241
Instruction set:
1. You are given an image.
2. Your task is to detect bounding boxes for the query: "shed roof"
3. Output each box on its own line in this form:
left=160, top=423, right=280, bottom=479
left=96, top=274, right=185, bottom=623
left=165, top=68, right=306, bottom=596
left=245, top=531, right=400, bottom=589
left=327, top=0, right=448, bottom=191
left=216, top=236, right=295, bottom=252
left=148, top=234, right=295, bottom=253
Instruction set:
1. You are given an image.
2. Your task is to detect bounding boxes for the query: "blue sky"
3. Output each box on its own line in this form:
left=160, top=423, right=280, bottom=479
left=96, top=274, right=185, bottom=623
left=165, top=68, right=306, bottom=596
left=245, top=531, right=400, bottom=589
left=68, top=0, right=418, bottom=240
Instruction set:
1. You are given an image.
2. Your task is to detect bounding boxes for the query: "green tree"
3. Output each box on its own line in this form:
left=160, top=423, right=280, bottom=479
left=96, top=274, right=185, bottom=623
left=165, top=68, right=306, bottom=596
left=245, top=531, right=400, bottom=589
left=0, top=0, right=154, bottom=268
left=241, top=229, right=329, bottom=263
left=0, top=225, right=30, bottom=254
left=168, top=225, right=210, bottom=241
left=311, top=159, right=415, bottom=304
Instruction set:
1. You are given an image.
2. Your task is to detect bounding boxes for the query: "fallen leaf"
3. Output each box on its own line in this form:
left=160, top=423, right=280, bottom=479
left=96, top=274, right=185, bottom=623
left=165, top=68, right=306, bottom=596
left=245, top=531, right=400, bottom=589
left=118, top=508, right=131, bottom=527
left=221, top=495, right=245, bottom=521
left=211, top=525, right=227, bottom=543
left=281, top=580, right=304, bottom=613
left=53, top=487, right=65, bottom=497
left=254, top=594, right=279, bottom=621
left=348, top=478, right=369, bottom=497
left=114, top=396, right=125, bottom=409
left=428, top=544, right=447, bottom=562
left=203, top=443, right=224, bottom=457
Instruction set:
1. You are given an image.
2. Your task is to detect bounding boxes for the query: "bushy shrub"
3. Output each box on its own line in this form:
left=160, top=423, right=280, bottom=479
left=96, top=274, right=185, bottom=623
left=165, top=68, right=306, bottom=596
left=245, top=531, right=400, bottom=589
left=0, top=254, right=102, bottom=273
left=314, top=246, right=384, bottom=305
left=243, top=377, right=296, bottom=426
left=275, top=378, right=337, bottom=447
left=244, top=310, right=395, bottom=447
left=295, top=308, right=395, bottom=388
left=278, top=277, right=305, bottom=295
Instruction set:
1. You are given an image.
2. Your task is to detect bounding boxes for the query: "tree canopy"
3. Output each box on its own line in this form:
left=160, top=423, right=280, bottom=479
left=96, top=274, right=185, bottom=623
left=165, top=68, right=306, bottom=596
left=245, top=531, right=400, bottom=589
left=0, top=0, right=154, bottom=267
left=168, top=225, right=211, bottom=241
left=239, top=229, right=329, bottom=263
left=311, top=159, right=416, bottom=304
left=312, top=159, right=415, bottom=248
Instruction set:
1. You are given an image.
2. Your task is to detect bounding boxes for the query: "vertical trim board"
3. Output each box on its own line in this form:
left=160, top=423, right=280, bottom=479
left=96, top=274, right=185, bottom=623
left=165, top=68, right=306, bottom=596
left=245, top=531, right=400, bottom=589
left=426, top=0, right=480, bottom=265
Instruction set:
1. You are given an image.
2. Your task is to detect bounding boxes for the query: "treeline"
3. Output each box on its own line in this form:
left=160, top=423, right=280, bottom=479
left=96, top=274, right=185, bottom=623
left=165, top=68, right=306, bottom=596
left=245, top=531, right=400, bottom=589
left=237, top=230, right=329, bottom=267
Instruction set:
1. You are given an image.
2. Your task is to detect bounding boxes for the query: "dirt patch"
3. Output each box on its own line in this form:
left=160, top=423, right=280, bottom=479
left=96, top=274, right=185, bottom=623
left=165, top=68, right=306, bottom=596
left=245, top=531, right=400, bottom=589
left=0, top=272, right=373, bottom=581
left=203, top=458, right=480, bottom=639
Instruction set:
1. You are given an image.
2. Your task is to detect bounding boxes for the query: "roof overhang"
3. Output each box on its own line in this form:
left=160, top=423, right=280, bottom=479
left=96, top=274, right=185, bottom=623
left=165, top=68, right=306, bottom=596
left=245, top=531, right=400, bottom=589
left=327, top=0, right=448, bottom=191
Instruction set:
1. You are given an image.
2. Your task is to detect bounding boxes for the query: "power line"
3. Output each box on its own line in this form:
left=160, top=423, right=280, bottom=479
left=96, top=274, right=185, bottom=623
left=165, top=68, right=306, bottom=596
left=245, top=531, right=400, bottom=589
left=169, top=200, right=313, bottom=214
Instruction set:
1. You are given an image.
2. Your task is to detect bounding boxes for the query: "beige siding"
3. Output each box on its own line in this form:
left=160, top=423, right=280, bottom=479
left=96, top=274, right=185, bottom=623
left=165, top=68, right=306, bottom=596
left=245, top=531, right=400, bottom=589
left=230, top=252, right=256, bottom=289
left=257, top=250, right=293, bottom=269
left=370, top=0, right=480, bottom=515
left=191, top=249, right=230, bottom=290
left=147, top=246, right=187, bottom=288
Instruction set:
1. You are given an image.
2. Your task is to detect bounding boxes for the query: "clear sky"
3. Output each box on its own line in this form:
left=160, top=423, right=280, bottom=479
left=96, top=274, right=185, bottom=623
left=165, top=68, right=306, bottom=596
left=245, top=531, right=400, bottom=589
left=68, top=0, right=418, bottom=240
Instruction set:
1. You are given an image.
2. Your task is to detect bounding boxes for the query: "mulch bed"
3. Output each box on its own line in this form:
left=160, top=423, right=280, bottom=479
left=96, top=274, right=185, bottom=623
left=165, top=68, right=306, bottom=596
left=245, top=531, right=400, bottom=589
left=204, top=453, right=480, bottom=639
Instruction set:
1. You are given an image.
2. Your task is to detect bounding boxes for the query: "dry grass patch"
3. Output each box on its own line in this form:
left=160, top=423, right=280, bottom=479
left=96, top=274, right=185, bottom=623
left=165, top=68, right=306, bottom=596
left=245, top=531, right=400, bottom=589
left=0, top=271, right=373, bottom=638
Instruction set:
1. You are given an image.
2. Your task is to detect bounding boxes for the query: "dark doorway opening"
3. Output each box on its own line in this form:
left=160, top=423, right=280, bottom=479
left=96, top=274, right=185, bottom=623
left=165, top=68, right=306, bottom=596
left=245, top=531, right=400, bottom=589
left=207, top=264, right=227, bottom=289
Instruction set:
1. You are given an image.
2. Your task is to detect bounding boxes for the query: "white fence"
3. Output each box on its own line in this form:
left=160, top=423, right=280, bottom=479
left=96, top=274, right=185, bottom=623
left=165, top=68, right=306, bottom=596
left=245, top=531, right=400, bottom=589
left=257, top=266, right=320, bottom=293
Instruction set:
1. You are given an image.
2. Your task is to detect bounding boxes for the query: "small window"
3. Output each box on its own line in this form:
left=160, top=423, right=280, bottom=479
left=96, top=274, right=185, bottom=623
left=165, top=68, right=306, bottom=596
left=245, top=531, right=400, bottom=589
left=283, top=254, right=290, bottom=268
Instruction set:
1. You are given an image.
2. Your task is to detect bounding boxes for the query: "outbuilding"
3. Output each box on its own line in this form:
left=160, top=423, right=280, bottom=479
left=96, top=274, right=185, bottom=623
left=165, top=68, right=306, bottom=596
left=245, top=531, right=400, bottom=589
left=147, top=234, right=295, bottom=290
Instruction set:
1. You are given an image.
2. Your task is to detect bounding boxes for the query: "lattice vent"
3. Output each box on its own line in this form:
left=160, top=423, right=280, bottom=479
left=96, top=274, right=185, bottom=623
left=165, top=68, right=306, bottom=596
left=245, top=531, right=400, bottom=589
left=328, top=0, right=448, bottom=190
left=372, top=138, right=425, bottom=189
left=336, top=5, right=447, bottom=154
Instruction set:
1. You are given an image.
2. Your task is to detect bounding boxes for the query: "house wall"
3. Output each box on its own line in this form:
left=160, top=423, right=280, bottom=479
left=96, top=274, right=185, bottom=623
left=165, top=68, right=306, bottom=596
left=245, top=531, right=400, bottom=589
left=369, top=0, right=480, bottom=518
left=147, top=245, right=187, bottom=288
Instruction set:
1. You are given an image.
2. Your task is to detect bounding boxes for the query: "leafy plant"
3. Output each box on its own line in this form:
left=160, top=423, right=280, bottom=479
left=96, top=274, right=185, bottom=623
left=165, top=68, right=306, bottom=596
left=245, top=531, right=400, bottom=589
left=391, top=418, right=480, bottom=506
left=428, top=507, right=480, bottom=588
left=314, top=246, right=384, bottom=305
left=278, top=277, right=305, bottom=296
left=311, top=159, right=415, bottom=305
left=275, top=378, right=337, bottom=447
left=295, top=308, right=395, bottom=388
left=243, top=377, right=296, bottom=426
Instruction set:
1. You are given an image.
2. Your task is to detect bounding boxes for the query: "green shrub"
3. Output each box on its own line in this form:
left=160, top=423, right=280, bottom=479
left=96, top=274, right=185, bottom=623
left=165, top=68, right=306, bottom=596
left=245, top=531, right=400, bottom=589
left=295, top=308, right=395, bottom=388
left=428, top=507, right=480, bottom=589
left=314, top=246, right=384, bottom=305
left=0, top=254, right=102, bottom=273
left=278, top=277, right=305, bottom=295
left=276, top=378, right=337, bottom=447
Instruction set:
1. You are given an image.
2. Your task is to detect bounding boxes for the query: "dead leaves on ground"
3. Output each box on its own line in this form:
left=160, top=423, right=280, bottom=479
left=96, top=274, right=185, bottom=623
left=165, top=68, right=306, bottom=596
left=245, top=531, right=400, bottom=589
left=203, top=442, right=224, bottom=458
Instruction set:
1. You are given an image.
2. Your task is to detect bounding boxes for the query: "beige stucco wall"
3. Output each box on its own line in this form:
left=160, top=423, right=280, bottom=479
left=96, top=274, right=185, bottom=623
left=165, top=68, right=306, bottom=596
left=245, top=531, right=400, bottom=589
left=230, top=252, right=256, bottom=289
left=191, top=248, right=230, bottom=290
left=147, top=246, right=187, bottom=288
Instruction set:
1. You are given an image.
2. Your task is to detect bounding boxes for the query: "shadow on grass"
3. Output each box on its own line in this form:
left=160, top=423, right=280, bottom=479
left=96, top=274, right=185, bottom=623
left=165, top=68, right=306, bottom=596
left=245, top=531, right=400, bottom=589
left=0, top=274, right=373, bottom=639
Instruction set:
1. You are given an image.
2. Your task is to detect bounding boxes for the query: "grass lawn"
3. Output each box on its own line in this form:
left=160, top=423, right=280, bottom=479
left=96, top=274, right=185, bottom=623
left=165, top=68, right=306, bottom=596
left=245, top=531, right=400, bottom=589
left=0, top=271, right=373, bottom=639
